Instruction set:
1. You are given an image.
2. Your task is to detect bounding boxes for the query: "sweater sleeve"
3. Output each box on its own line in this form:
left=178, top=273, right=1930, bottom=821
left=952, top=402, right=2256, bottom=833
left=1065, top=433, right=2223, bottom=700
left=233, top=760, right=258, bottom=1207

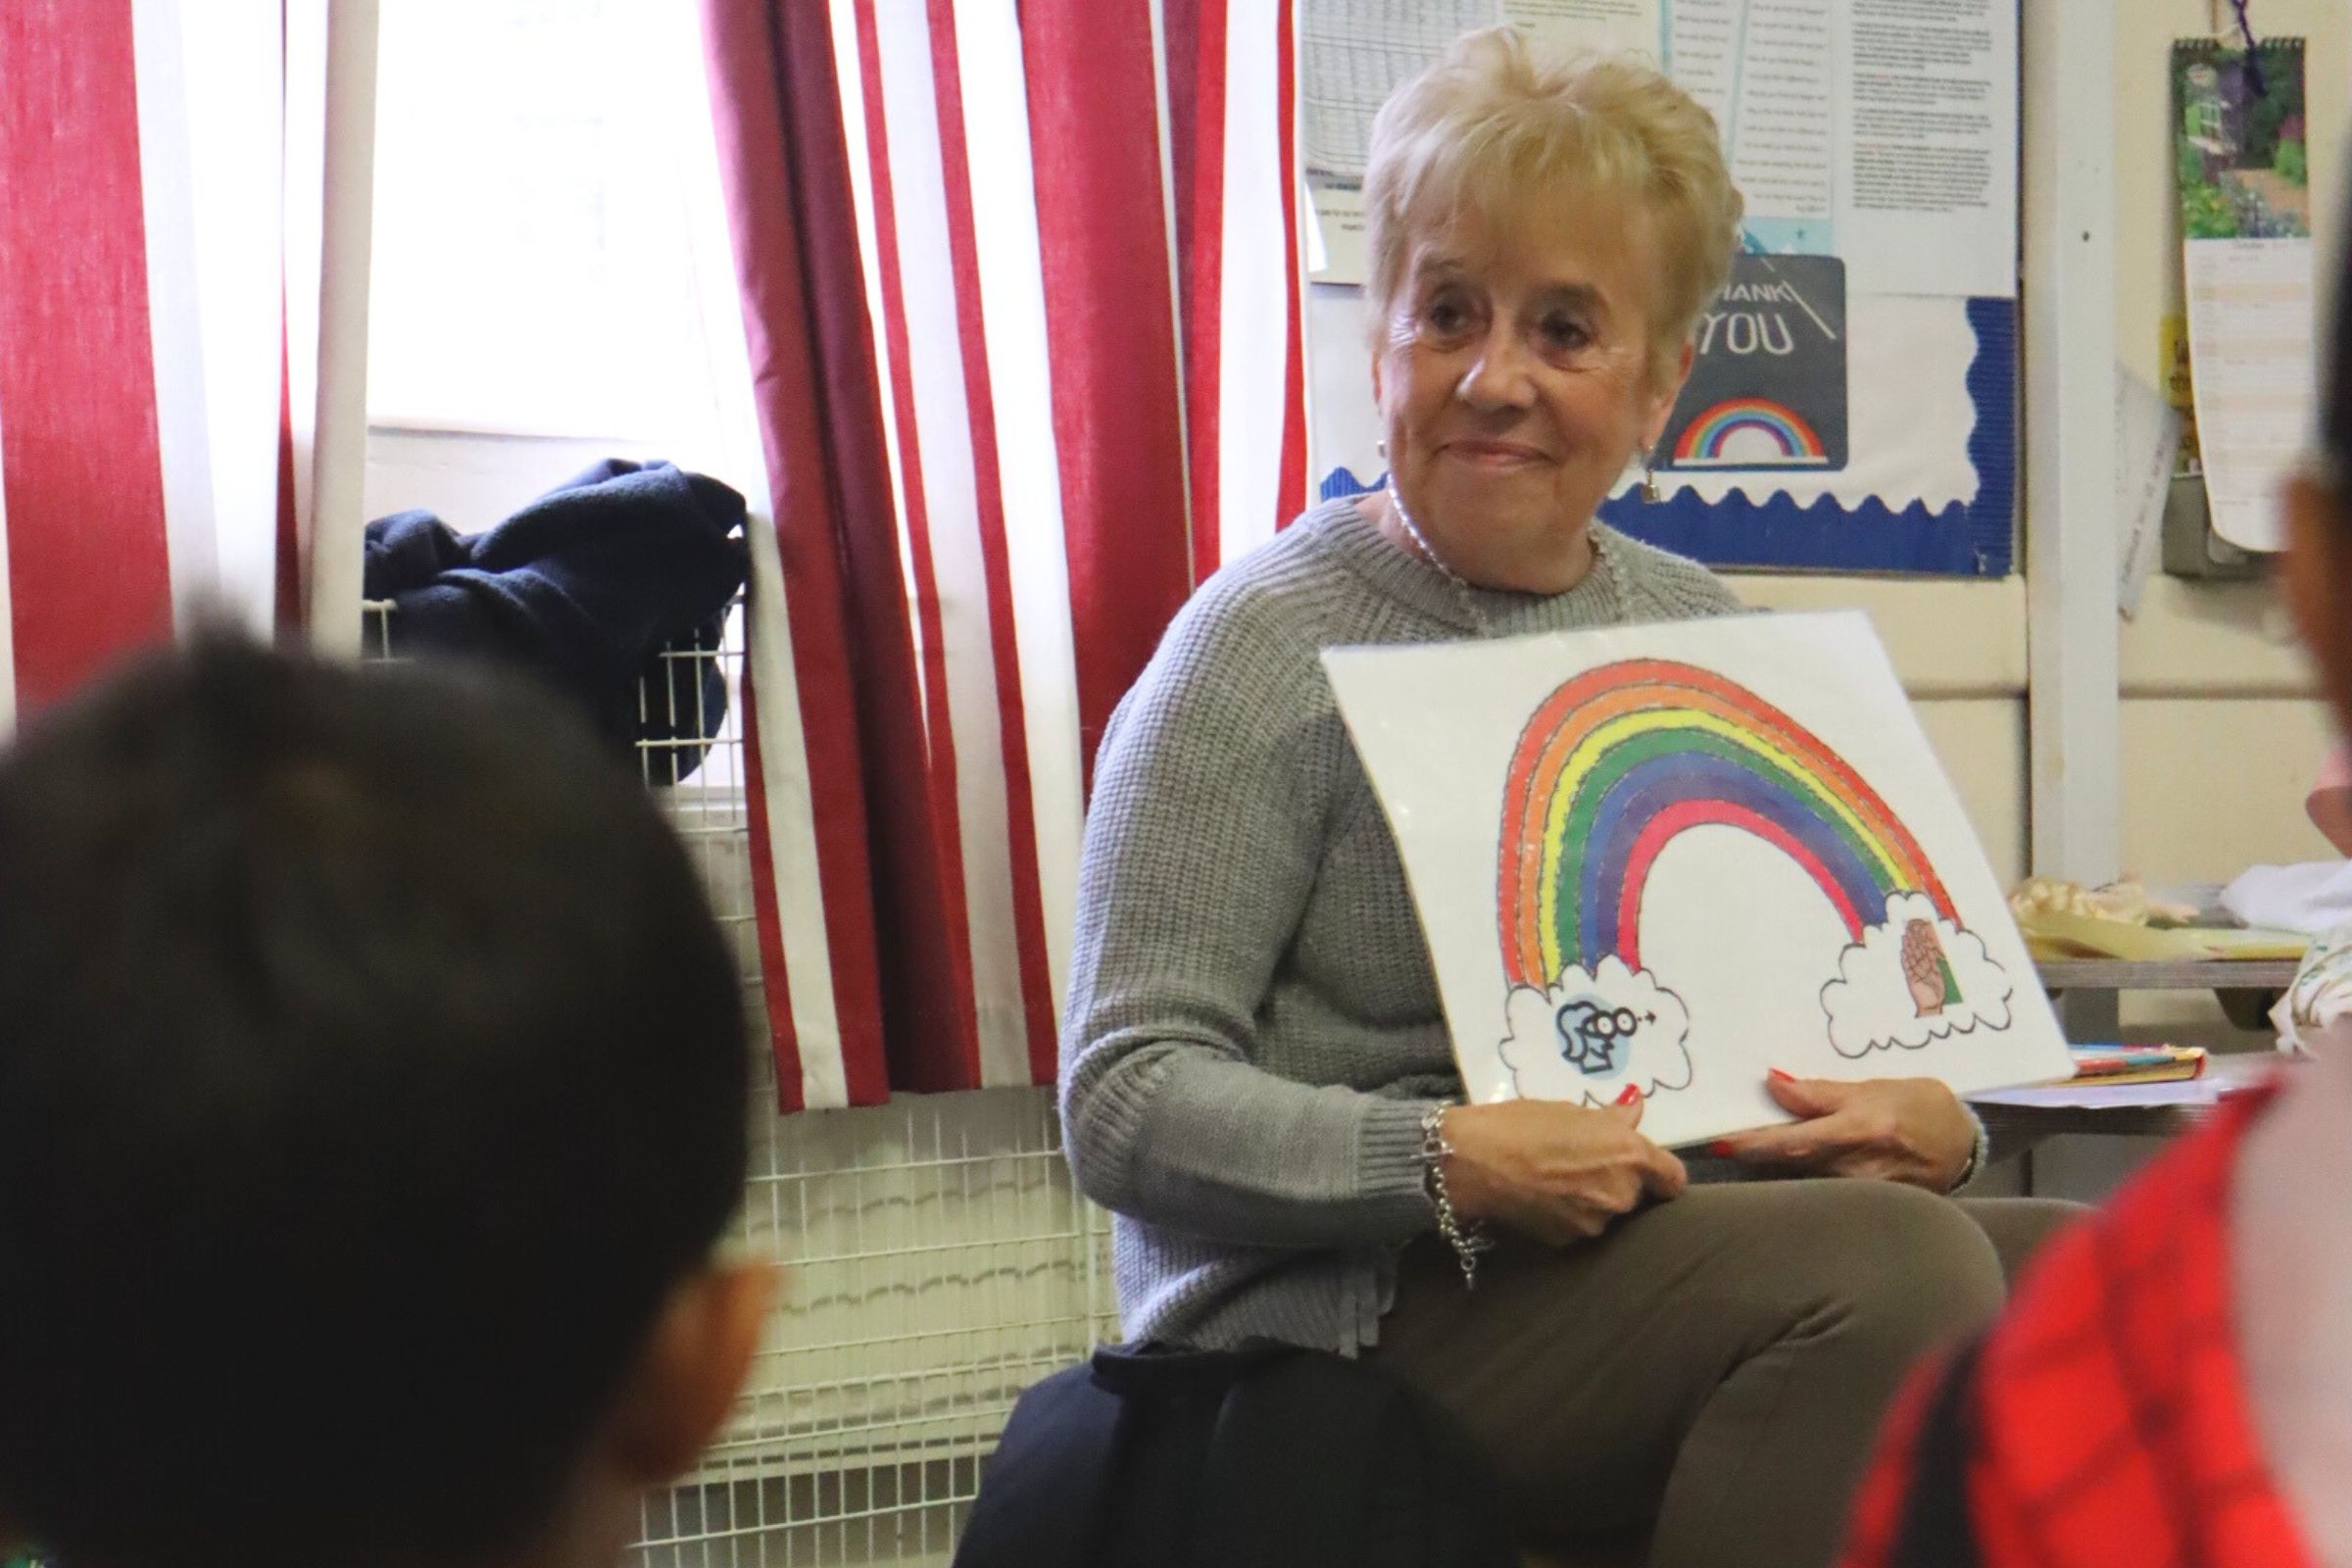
left=1057, top=581, right=1438, bottom=1250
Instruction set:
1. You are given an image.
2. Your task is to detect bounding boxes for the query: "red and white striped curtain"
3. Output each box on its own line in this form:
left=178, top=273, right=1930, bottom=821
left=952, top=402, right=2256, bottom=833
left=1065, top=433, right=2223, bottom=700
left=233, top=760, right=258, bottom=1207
left=0, top=0, right=373, bottom=726
left=701, top=0, right=1307, bottom=1111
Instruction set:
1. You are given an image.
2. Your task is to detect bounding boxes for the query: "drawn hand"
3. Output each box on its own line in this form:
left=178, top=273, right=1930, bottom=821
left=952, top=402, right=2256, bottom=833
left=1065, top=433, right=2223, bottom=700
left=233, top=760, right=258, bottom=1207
left=1708, top=1072, right=1975, bottom=1190
left=1439, top=1095, right=1688, bottom=1247
left=1900, top=919, right=1947, bottom=1017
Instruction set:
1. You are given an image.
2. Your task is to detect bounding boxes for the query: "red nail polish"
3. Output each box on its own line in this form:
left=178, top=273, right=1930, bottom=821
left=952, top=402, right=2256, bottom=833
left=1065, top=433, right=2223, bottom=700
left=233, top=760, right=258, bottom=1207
left=1768, top=1068, right=1797, bottom=1084
left=1616, top=1086, right=1642, bottom=1106
left=1707, top=1140, right=1735, bottom=1156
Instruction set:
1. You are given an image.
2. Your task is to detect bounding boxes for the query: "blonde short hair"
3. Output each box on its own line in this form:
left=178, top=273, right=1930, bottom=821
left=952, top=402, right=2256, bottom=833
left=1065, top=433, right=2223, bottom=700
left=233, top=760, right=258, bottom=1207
left=1363, top=28, right=1743, bottom=367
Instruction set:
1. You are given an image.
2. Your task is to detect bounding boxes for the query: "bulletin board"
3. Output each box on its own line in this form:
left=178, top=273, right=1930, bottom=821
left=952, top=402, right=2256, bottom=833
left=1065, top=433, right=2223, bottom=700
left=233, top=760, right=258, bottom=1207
left=1300, top=0, right=2022, bottom=576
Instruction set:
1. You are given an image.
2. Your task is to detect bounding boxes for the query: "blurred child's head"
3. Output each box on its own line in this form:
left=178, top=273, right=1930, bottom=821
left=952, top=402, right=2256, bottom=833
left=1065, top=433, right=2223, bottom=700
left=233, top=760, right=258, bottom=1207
left=0, top=640, right=770, bottom=1568
left=2283, top=198, right=2352, bottom=734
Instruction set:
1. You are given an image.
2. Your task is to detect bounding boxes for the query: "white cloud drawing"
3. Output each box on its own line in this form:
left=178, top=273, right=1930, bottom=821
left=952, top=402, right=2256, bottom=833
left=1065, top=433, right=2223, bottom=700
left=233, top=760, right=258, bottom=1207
left=1497, top=955, right=1693, bottom=1105
left=1818, top=891, right=2015, bottom=1057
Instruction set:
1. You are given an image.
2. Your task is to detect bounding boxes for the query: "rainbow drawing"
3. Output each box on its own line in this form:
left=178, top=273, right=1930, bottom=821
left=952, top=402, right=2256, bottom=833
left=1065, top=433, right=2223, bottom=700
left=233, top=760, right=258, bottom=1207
left=1496, top=660, right=1956, bottom=990
left=1671, top=397, right=1828, bottom=465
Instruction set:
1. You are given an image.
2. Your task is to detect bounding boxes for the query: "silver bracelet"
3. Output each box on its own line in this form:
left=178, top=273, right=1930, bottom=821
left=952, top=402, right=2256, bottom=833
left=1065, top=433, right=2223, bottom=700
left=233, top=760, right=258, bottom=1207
left=1948, top=1110, right=1991, bottom=1193
left=1420, top=1103, right=1493, bottom=1290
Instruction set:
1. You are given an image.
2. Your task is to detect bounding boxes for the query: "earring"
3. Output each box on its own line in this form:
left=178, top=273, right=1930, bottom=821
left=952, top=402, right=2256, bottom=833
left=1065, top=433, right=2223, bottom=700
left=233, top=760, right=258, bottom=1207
left=1641, top=462, right=1661, bottom=505
left=1376, top=438, right=1388, bottom=461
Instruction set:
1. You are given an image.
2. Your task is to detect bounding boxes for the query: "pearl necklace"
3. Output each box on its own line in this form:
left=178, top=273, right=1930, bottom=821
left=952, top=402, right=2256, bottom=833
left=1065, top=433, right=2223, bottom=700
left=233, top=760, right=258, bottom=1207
left=1384, top=484, right=1621, bottom=637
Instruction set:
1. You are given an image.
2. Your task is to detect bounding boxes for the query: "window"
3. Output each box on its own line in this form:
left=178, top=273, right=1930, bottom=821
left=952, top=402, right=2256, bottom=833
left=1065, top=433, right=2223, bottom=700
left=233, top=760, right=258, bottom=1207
left=367, top=0, right=733, bottom=452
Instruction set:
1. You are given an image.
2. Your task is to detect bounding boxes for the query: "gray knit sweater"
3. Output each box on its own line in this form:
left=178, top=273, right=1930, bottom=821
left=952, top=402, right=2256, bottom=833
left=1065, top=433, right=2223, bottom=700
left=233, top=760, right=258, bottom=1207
left=1059, top=497, right=1744, bottom=1352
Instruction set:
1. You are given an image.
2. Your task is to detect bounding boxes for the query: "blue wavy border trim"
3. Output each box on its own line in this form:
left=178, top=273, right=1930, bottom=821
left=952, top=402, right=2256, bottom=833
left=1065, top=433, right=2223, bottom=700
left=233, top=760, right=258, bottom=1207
left=1320, top=297, right=2018, bottom=577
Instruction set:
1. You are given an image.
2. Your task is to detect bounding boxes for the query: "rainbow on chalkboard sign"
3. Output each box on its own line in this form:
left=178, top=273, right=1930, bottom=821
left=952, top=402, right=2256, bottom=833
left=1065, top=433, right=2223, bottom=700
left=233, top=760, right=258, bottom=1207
left=1672, top=398, right=1829, bottom=466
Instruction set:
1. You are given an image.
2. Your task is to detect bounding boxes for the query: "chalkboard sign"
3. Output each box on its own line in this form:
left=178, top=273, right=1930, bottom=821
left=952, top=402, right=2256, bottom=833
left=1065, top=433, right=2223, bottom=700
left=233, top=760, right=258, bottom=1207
left=1661, top=255, right=1848, bottom=473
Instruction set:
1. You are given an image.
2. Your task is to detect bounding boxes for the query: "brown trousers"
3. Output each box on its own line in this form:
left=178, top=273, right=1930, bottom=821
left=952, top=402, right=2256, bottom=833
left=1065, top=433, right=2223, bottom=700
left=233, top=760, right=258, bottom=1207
left=1372, top=1182, right=2082, bottom=1568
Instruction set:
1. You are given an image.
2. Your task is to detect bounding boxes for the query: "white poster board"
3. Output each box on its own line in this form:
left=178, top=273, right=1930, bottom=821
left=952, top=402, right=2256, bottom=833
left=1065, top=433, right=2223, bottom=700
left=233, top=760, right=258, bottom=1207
left=1322, top=611, right=2070, bottom=1148
left=1301, top=0, right=2018, bottom=300
left=1299, top=1, right=2024, bottom=571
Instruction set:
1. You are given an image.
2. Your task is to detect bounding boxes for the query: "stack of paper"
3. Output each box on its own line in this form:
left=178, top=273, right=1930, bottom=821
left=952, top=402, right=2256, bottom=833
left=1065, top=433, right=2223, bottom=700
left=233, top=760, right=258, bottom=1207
left=1970, top=1051, right=2282, bottom=1111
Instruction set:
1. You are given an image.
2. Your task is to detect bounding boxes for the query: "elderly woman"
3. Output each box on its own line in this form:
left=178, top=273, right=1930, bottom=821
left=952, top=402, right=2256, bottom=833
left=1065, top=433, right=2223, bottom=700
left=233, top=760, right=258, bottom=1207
left=1061, top=30, right=2073, bottom=1568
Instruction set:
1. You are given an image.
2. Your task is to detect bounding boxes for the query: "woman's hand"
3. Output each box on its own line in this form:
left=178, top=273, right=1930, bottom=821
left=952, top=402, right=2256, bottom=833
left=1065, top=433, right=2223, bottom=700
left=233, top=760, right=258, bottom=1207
left=1438, top=1094, right=1688, bottom=1246
left=1708, top=1071, right=1975, bottom=1190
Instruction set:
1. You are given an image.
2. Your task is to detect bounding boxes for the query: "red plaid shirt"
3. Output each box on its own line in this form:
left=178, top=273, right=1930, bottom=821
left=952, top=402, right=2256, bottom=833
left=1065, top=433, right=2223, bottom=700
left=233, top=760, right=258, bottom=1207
left=1840, top=1090, right=2317, bottom=1568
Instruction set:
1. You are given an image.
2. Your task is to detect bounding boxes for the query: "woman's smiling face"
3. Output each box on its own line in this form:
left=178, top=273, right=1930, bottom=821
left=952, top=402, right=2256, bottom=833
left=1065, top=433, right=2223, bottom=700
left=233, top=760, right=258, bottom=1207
left=1372, top=199, right=1690, bottom=594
